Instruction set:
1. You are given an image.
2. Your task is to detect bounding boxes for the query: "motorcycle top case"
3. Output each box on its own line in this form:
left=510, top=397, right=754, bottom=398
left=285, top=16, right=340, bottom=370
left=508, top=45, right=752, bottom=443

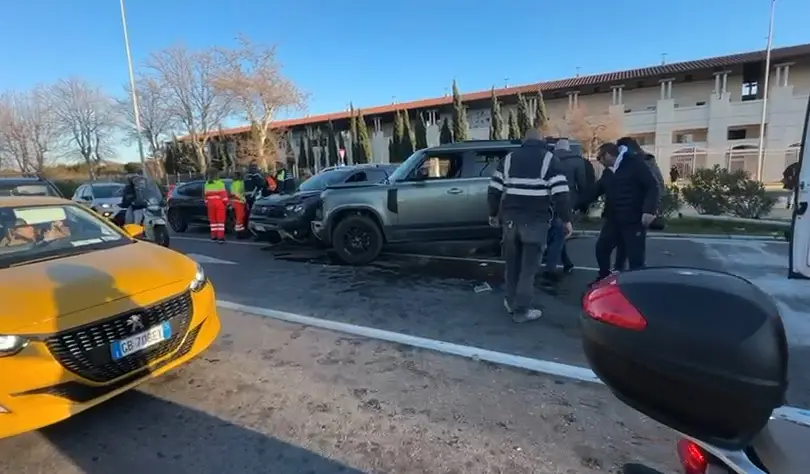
left=581, top=267, right=788, bottom=451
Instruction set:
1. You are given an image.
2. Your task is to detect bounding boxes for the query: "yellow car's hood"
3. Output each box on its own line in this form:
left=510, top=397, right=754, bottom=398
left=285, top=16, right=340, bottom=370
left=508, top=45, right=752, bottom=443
left=0, top=241, right=197, bottom=332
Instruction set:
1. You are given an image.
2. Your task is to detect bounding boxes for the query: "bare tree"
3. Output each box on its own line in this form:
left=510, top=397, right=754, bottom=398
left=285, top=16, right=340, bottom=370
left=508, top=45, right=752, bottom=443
left=48, top=78, right=117, bottom=179
left=0, top=87, right=62, bottom=173
left=552, top=105, right=621, bottom=158
left=118, top=75, right=179, bottom=164
left=145, top=45, right=232, bottom=173
left=211, top=36, right=305, bottom=172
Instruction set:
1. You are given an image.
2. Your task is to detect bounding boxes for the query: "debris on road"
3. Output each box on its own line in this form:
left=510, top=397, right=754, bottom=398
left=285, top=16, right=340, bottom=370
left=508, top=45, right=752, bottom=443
left=474, top=282, right=492, bottom=293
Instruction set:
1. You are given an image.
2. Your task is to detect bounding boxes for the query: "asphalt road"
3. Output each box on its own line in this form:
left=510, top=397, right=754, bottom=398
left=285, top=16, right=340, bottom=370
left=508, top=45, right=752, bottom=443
left=0, top=309, right=681, bottom=474
left=172, top=232, right=810, bottom=409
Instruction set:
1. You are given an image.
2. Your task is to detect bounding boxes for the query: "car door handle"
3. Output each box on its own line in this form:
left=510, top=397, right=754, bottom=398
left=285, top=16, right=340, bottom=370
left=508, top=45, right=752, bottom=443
left=446, top=188, right=464, bottom=195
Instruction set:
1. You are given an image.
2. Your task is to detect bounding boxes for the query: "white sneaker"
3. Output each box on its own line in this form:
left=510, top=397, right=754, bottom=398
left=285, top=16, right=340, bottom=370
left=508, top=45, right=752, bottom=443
left=513, top=309, right=543, bottom=323
left=503, top=298, right=513, bottom=314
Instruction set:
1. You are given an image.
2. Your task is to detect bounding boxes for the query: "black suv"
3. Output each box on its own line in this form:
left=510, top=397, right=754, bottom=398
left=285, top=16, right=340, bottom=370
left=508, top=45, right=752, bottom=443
left=249, top=163, right=397, bottom=242
left=167, top=179, right=237, bottom=233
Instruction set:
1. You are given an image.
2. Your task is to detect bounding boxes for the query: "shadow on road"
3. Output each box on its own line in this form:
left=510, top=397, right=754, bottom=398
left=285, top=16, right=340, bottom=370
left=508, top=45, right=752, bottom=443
left=38, top=390, right=366, bottom=474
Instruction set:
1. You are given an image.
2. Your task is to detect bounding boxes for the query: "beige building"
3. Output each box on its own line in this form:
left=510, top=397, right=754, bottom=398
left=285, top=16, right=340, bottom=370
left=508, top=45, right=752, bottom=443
left=217, top=43, right=810, bottom=183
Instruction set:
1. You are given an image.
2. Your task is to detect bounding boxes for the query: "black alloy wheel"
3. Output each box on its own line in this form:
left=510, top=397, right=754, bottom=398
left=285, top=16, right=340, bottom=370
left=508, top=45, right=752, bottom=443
left=168, top=208, right=187, bottom=232
left=331, top=215, right=383, bottom=265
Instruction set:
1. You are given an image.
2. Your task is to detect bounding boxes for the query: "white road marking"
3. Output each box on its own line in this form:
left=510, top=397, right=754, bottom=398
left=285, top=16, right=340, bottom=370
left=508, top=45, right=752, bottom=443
left=216, top=299, right=603, bottom=384
left=187, top=253, right=238, bottom=265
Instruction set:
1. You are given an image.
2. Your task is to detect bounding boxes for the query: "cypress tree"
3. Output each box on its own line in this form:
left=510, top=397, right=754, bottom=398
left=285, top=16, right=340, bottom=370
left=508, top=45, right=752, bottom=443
left=391, top=110, right=405, bottom=162
left=306, top=131, right=317, bottom=170
left=517, top=93, right=531, bottom=137
left=320, top=133, right=328, bottom=169
left=439, top=117, right=453, bottom=144
left=508, top=111, right=520, bottom=140
left=415, top=112, right=429, bottom=149
left=298, top=134, right=308, bottom=170
left=357, top=111, right=373, bottom=163
left=349, top=104, right=359, bottom=160
left=388, top=139, right=396, bottom=164
left=327, top=121, right=340, bottom=166
left=451, top=79, right=468, bottom=141
left=401, top=109, right=415, bottom=158
left=533, top=92, right=549, bottom=133
left=490, top=87, right=504, bottom=140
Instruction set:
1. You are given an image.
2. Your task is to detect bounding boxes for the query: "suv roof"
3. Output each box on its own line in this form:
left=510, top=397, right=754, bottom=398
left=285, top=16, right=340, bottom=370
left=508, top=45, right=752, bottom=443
left=428, top=137, right=583, bottom=152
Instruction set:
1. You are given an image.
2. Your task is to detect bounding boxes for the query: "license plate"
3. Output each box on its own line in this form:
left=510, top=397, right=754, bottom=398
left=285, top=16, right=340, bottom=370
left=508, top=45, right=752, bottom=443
left=110, top=322, right=172, bottom=360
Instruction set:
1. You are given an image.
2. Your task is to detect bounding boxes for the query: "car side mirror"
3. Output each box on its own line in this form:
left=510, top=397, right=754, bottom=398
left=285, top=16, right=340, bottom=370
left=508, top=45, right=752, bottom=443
left=581, top=267, right=788, bottom=451
left=122, top=223, right=145, bottom=238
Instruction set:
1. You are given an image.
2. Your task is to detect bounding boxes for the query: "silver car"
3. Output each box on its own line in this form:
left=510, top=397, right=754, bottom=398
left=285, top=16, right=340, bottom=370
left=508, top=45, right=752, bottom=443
left=72, top=182, right=125, bottom=218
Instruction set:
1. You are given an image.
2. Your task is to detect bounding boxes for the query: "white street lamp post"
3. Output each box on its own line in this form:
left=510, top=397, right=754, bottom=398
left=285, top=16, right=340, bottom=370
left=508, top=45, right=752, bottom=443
left=119, top=0, right=148, bottom=176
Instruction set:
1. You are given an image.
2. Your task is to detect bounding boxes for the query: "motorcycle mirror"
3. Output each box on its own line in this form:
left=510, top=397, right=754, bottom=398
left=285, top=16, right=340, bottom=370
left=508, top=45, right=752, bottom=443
left=122, top=223, right=145, bottom=239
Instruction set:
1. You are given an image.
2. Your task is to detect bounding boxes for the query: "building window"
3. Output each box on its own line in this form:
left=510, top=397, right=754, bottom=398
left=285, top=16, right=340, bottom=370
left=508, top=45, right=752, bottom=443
left=624, top=108, right=632, bottom=113
left=741, top=82, right=759, bottom=101
left=684, top=74, right=693, bottom=82
left=727, top=129, right=747, bottom=140
left=696, top=101, right=706, bottom=106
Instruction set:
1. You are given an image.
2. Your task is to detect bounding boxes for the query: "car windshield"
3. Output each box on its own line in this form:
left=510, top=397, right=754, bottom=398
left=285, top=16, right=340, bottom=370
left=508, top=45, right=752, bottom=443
left=0, top=183, right=57, bottom=197
left=387, top=150, right=425, bottom=182
left=0, top=204, right=128, bottom=269
left=298, top=170, right=351, bottom=191
left=93, top=184, right=124, bottom=198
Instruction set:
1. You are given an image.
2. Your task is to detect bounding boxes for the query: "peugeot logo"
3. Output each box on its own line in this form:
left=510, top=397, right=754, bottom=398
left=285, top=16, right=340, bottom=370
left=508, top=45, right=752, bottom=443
left=126, top=315, right=144, bottom=333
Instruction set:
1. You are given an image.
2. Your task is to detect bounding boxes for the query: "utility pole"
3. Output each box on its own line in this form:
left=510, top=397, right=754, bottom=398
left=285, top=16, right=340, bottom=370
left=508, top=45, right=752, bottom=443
left=757, top=0, right=776, bottom=182
left=119, top=0, right=148, bottom=176
left=661, top=53, right=668, bottom=65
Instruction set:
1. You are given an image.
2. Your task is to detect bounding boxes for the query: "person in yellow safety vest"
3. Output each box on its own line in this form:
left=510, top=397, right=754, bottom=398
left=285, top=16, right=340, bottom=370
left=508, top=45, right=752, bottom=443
left=230, top=171, right=247, bottom=235
left=204, top=169, right=229, bottom=243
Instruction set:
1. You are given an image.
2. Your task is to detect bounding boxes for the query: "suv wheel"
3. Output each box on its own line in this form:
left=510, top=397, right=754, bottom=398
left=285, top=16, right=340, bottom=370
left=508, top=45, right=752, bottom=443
left=168, top=209, right=187, bottom=233
left=332, top=215, right=383, bottom=265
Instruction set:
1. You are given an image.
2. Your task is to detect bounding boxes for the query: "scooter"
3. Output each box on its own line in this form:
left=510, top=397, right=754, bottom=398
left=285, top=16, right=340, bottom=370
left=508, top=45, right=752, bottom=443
left=579, top=267, right=810, bottom=474
left=110, top=199, right=170, bottom=247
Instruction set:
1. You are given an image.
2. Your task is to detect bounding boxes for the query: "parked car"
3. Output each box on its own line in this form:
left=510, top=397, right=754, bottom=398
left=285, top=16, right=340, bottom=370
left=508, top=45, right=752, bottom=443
left=0, top=196, right=220, bottom=438
left=311, top=139, right=581, bottom=265
left=0, top=176, right=63, bottom=198
left=167, top=179, right=236, bottom=233
left=71, top=181, right=125, bottom=219
left=249, top=164, right=397, bottom=242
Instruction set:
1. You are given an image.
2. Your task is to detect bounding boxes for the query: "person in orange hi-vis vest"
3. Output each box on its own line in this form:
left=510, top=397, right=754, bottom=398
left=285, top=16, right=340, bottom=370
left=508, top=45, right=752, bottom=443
left=229, top=171, right=247, bottom=235
left=204, top=169, right=229, bottom=243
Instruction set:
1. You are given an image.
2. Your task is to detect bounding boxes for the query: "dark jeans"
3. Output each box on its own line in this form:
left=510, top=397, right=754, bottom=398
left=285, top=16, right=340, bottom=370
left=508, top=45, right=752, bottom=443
left=502, top=220, right=549, bottom=314
left=545, top=218, right=573, bottom=271
left=595, top=220, right=647, bottom=278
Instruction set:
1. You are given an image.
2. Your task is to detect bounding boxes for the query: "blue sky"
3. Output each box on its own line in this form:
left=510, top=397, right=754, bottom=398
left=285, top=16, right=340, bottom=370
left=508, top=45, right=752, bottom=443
left=1, top=0, right=808, bottom=161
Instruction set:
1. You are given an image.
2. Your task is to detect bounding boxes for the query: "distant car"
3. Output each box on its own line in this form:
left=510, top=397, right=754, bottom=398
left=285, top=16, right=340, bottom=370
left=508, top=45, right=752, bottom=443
left=71, top=182, right=125, bottom=219
left=249, top=164, right=397, bottom=243
left=167, top=179, right=236, bottom=234
left=0, top=176, right=63, bottom=198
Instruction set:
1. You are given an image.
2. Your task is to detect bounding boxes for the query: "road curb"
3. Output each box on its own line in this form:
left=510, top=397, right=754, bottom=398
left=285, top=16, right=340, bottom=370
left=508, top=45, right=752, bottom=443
left=572, top=230, right=787, bottom=242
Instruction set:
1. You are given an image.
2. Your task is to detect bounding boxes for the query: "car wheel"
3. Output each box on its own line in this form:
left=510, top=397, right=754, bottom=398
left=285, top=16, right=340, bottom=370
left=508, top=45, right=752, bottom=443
left=331, top=215, right=383, bottom=265
left=168, top=209, right=187, bottom=233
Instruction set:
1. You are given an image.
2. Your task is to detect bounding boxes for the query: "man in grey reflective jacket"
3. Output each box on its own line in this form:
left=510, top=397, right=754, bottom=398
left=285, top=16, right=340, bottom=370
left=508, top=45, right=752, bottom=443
left=487, top=129, right=573, bottom=323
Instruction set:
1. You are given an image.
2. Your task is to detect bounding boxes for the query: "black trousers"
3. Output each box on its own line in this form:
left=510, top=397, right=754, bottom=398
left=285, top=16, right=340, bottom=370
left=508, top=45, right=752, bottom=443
left=595, top=220, right=647, bottom=278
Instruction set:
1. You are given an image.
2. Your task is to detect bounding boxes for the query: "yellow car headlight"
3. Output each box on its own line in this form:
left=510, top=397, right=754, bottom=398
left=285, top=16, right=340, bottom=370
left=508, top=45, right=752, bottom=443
left=189, top=263, right=207, bottom=292
left=0, top=335, right=28, bottom=357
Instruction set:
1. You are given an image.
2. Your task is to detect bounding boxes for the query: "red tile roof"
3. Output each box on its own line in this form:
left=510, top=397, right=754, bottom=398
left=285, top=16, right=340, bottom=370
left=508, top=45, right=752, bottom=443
left=187, top=43, right=810, bottom=140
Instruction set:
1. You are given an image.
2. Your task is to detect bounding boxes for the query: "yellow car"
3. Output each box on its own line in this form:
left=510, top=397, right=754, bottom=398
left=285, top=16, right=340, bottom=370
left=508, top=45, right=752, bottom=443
left=0, top=196, right=220, bottom=438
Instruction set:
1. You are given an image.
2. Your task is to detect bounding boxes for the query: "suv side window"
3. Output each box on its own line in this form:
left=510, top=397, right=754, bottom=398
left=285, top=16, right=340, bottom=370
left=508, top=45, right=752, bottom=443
left=178, top=182, right=203, bottom=198
left=413, top=152, right=464, bottom=180
left=462, top=150, right=512, bottom=178
left=81, top=186, right=94, bottom=199
left=364, top=169, right=390, bottom=183
left=345, top=171, right=368, bottom=183
left=72, top=185, right=85, bottom=200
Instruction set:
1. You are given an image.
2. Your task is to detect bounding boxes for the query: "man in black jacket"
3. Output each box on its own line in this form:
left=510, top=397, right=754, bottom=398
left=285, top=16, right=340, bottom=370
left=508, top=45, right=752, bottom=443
left=580, top=142, right=659, bottom=282
left=243, top=161, right=268, bottom=213
left=488, top=129, right=573, bottom=323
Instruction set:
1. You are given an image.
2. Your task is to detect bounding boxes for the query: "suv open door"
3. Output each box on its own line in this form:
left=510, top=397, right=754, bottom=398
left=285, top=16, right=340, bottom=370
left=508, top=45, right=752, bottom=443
left=789, top=95, right=810, bottom=279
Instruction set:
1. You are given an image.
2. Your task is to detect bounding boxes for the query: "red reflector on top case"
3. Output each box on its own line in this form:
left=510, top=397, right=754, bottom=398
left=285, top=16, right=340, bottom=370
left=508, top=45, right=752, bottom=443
left=583, top=278, right=647, bottom=331
left=677, top=438, right=708, bottom=474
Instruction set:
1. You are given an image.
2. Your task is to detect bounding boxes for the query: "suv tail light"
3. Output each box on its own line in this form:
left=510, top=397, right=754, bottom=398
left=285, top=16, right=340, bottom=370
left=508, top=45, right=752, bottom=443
left=677, top=439, right=708, bottom=474
left=582, top=274, right=647, bottom=331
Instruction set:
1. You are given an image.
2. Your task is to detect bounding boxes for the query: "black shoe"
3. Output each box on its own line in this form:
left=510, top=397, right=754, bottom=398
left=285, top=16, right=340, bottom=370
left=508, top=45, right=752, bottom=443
left=218, top=239, right=225, bottom=244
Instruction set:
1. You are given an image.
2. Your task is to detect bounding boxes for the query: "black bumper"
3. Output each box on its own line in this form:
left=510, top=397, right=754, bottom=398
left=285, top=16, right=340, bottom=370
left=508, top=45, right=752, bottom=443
left=248, top=214, right=311, bottom=240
